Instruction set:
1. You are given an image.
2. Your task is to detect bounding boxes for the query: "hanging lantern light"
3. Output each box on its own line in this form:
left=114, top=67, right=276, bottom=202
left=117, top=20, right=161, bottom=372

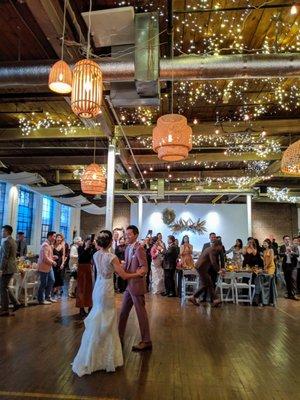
left=81, top=163, right=106, bottom=195
left=48, top=0, right=72, bottom=94
left=281, top=139, right=300, bottom=176
left=49, top=60, right=72, bottom=94
left=152, top=114, right=192, bottom=161
left=71, top=59, right=102, bottom=119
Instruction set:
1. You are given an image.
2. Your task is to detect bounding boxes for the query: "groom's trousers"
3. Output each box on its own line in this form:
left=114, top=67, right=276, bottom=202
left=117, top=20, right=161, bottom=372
left=118, top=290, right=151, bottom=343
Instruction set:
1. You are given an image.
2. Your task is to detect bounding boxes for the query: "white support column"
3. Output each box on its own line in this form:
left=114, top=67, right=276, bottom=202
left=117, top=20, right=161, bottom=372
left=53, top=201, right=61, bottom=233
left=138, top=195, right=143, bottom=234
left=105, top=143, right=116, bottom=231
left=246, top=194, right=252, bottom=237
left=4, top=184, right=19, bottom=235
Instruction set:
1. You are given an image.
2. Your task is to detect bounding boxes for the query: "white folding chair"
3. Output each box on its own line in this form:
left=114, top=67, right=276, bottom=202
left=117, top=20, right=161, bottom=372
left=8, top=273, right=21, bottom=302
left=22, top=269, right=39, bottom=306
left=181, top=269, right=199, bottom=302
left=234, top=272, right=255, bottom=305
left=216, top=272, right=236, bottom=303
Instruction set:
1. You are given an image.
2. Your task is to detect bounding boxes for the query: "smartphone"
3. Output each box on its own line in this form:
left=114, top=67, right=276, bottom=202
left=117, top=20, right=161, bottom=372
left=91, top=234, right=95, bottom=242
left=147, top=230, right=153, bottom=237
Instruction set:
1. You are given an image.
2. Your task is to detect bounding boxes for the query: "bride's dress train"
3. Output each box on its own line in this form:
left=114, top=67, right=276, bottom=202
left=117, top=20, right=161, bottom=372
left=72, top=251, right=123, bottom=376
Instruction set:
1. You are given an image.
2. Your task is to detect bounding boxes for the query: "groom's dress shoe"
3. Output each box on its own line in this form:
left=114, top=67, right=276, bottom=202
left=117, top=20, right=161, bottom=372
left=132, top=341, right=152, bottom=352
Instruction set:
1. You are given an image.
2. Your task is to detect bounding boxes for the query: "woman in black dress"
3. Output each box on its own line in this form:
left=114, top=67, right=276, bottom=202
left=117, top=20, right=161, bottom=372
left=115, top=236, right=127, bottom=293
left=53, top=234, right=66, bottom=299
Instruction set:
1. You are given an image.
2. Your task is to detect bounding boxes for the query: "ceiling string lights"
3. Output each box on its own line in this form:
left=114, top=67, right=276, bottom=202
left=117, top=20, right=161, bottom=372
left=71, top=0, right=103, bottom=118
left=48, top=0, right=72, bottom=94
left=81, top=137, right=106, bottom=195
left=281, top=139, right=300, bottom=176
left=267, top=187, right=298, bottom=203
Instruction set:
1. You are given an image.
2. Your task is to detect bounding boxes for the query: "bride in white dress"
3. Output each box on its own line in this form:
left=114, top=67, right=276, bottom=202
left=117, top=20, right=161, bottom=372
left=72, top=230, right=145, bottom=376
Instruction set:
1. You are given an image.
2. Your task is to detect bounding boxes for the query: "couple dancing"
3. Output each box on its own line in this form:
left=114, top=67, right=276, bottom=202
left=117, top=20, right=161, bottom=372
left=72, top=225, right=152, bottom=377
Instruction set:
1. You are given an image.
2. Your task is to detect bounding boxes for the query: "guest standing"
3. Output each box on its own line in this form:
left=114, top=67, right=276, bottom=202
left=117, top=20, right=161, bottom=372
left=180, top=235, right=194, bottom=269
left=68, top=237, right=82, bottom=298
left=144, top=236, right=153, bottom=291
left=0, top=225, right=21, bottom=317
left=52, top=233, right=66, bottom=299
left=76, top=237, right=95, bottom=318
left=242, top=237, right=258, bottom=268
left=16, top=231, right=27, bottom=258
left=279, top=235, right=299, bottom=300
left=37, top=231, right=57, bottom=305
left=226, top=239, right=243, bottom=267
left=115, top=237, right=127, bottom=293
left=162, top=235, right=180, bottom=297
left=293, top=236, right=300, bottom=294
left=257, top=239, right=277, bottom=306
left=150, top=236, right=165, bottom=294
left=189, top=240, right=223, bottom=307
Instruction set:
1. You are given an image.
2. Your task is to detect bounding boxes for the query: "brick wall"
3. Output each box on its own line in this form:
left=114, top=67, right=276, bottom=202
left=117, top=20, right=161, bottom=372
left=252, top=202, right=298, bottom=243
left=80, top=203, right=130, bottom=239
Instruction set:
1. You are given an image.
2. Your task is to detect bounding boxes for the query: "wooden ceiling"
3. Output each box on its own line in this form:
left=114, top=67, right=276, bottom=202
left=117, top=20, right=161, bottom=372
left=0, top=0, right=299, bottom=203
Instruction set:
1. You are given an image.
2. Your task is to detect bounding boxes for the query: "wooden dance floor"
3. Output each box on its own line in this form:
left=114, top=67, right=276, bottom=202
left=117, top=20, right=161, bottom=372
left=0, top=296, right=299, bottom=400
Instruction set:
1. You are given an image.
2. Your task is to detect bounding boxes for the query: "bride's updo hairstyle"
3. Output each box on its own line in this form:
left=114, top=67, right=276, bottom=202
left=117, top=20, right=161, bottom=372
left=96, top=230, right=112, bottom=249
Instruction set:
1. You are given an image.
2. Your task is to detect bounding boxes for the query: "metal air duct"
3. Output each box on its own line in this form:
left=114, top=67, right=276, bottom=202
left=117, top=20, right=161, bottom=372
left=1, top=54, right=300, bottom=91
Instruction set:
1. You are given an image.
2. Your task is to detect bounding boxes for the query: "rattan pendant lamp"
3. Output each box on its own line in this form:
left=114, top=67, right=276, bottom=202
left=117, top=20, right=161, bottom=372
left=48, top=0, right=72, bottom=94
left=71, top=0, right=102, bottom=119
left=81, top=138, right=106, bottom=195
left=152, top=24, right=192, bottom=162
left=281, top=139, right=300, bottom=176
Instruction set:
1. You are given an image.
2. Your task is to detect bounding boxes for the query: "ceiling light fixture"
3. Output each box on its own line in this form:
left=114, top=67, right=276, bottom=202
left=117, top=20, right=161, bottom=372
left=48, top=0, right=72, bottom=94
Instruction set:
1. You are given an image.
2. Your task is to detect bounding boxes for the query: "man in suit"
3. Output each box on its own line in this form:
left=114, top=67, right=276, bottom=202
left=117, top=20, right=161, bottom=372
left=37, top=231, right=57, bottom=305
left=162, top=235, right=180, bottom=297
left=202, top=232, right=225, bottom=268
left=279, top=235, right=299, bottom=300
left=189, top=239, right=223, bottom=307
left=16, top=231, right=27, bottom=258
left=118, top=225, right=151, bottom=352
left=0, top=225, right=21, bottom=317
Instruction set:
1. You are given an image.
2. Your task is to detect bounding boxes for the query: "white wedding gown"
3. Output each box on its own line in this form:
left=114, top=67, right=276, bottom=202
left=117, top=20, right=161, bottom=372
left=72, top=251, right=123, bottom=376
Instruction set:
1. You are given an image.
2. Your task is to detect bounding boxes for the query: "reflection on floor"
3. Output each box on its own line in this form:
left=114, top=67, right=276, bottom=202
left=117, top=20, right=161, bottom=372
left=0, top=295, right=299, bottom=400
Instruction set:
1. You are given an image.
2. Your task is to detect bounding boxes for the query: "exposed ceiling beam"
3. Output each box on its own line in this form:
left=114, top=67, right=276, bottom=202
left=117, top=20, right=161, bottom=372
left=0, top=155, right=107, bottom=165
left=145, top=170, right=247, bottom=179
left=116, top=120, right=300, bottom=137
left=25, top=0, right=79, bottom=61
left=185, top=195, right=192, bottom=204
left=130, top=152, right=282, bottom=165
left=2, top=118, right=300, bottom=141
left=0, top=127, right=106, bottom=141
left=212, top=194, right=223, bottom=204
left=123, top=195, right=135, bottom=204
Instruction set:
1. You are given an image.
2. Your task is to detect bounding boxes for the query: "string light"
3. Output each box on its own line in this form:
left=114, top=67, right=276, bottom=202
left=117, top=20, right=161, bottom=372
left=18, top=113, right=85, bottom=136
left=267, top=187, right=298, bottom=203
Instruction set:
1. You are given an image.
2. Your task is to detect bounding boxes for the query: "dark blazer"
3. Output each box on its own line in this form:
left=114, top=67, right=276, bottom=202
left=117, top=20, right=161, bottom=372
left=279, top=244, right=299, bottom=269
left=16, top=239, right=27, bottom=258
left=0, top=236, right=17, bottom=275
left=202, top=242, right=225, bottom=268
left=196, top=246, right=220, bottom=272
left=163, top=244, right=180, bottom=270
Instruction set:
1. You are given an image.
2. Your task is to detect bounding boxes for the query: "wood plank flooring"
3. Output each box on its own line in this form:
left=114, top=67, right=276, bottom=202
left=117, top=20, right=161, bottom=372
left=0, top=295, right=300, bottom=400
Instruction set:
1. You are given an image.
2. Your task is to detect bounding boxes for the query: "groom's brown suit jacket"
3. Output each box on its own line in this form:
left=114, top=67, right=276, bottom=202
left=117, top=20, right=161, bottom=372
left=124, top=243, right=148, bottom=296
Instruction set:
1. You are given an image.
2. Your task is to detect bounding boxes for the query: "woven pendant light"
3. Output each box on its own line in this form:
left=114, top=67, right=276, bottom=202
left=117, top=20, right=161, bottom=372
left=48, top=0, right=72, bottom=94
left=81, top=163, right=106, bottom=195
left=71, top=59, right=102, bottom=119
left=281, top=139, right=300, bottom=176
left=49, top=60, right=72, bottom=94
left=152, top=114, right=192, bottom=161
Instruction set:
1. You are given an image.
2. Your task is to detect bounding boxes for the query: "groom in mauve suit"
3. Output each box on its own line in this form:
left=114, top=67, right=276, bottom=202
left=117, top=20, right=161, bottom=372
left=118, top=225, right=152, bottom=351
